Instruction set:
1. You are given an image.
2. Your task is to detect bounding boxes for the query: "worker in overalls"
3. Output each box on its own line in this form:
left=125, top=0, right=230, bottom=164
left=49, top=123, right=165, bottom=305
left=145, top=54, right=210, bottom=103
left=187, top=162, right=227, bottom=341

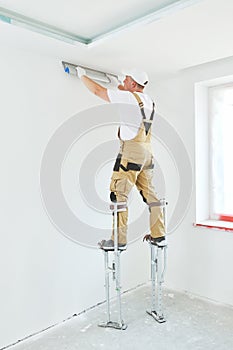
left=76, top=67, right=167, bottom=250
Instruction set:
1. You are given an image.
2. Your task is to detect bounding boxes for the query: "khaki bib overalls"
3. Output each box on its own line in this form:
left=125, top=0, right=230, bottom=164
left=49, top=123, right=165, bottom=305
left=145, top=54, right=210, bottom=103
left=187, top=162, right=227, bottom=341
left=110, top=92, right=165, bottom=244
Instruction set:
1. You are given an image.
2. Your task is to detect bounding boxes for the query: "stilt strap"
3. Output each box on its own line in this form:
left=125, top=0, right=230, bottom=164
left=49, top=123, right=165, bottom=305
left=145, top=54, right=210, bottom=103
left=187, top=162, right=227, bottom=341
left=110, top=202, right=127, bottom=212
left=149, top=199, right=168, bottom=209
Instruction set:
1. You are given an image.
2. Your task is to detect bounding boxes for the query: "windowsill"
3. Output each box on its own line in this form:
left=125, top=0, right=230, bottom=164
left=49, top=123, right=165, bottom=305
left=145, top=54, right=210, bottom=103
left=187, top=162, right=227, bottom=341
left=194, top=220, right=233, bottom=232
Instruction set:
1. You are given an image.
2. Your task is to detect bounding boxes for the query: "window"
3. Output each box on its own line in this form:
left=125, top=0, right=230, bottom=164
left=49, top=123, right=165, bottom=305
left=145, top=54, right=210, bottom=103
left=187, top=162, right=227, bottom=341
left=195, top=76, right=233, bottom=231
left=209, top=84, right=233, bottom=223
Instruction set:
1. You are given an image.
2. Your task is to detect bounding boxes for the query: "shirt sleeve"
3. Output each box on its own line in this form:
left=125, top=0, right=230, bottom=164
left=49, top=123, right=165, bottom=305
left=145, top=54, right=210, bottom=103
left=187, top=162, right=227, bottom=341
left=107, top=89, right=133, bottom=104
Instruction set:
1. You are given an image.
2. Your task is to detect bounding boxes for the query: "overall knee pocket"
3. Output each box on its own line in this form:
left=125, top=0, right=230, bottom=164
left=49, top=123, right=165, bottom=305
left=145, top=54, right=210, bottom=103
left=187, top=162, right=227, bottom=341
left=110, top=178, right=133, bottom=201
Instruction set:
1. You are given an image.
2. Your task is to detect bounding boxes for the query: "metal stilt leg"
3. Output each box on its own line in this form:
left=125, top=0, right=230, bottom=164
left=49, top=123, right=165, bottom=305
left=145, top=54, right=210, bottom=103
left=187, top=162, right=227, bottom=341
left=104, top=251, right=110, bottom=323
left=98, top=202, right=127, bottom=330
left=147, top=199, right=168, bottom=323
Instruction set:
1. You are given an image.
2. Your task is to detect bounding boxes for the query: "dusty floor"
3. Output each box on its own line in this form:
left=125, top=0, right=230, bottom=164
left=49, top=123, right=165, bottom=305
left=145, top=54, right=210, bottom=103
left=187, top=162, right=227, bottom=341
left=9, top=285, right=233, bottom=350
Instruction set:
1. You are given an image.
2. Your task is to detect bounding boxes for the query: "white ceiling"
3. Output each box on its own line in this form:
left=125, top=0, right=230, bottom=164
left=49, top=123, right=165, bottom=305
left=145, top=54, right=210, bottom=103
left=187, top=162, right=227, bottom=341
left=0, top=0, right=233, bottom=81
left=0, top=0, right=180, bottom=40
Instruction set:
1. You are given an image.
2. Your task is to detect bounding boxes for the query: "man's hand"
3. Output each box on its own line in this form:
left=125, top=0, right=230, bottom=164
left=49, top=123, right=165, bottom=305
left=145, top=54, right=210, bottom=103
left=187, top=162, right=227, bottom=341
left=76, top=66, right=86, bottom=79
left=117, top=74, right=125, bottom=90
left=118, top=84, right=125, bottom=90
left=106, top=74, right=125, bottom=90
left=106, top=74, right=120, bottom=88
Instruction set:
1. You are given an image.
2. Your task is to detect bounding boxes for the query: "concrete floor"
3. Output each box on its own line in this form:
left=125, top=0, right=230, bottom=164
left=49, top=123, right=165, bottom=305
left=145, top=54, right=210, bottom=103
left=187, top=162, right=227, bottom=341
left=9, top=285, right=233, bottom=350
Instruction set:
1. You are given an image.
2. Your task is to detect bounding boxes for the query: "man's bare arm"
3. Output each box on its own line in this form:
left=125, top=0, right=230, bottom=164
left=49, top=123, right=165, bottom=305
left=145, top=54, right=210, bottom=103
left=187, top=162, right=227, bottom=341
left=80, top=75, right=110, bottom=102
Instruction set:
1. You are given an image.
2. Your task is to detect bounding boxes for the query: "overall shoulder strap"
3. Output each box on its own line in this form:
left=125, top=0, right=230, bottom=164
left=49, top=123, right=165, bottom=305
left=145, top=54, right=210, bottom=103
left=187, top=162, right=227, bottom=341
left=132, top=92, right=146, bottom=119
left=132, top=93, right=155, bottom=136
left=132, top=92, right=155, bottom=120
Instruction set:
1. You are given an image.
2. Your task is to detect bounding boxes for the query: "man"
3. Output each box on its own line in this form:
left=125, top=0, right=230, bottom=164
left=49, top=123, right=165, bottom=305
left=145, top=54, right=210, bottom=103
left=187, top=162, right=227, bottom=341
left=76, top=66, right=166, bottom=250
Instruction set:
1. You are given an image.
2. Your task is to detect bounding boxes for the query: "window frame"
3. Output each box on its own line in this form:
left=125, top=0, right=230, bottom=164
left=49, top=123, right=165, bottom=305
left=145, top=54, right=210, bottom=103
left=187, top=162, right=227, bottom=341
left=208, top=83, right=233, bottom=223
left=194, top=76, right=233, bottom=232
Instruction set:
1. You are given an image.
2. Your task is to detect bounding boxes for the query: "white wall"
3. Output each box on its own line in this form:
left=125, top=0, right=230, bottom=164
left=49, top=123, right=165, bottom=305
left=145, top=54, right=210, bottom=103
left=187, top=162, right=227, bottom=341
left=0, top=47, right=150, bottom=349
left=2, top=40, right=233, bottom=349
left=152, top=56, right=233, bottom=306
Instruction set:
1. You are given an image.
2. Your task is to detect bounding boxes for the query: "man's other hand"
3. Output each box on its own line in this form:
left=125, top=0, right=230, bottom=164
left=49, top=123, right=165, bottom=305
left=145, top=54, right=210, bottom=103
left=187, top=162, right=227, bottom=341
left=76, top=66, right=86, bottom=79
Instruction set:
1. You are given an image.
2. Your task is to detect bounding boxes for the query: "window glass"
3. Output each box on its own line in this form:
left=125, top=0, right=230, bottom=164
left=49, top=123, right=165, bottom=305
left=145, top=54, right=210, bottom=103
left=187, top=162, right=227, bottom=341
left=209, top=85, right=233, bottom=221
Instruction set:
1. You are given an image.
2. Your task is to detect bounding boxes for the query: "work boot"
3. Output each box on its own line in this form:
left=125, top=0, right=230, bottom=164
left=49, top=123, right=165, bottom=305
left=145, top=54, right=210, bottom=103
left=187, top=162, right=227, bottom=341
left=143, top=234, right=167, bottom=247
left=98, top=239, right=127, bottom=251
